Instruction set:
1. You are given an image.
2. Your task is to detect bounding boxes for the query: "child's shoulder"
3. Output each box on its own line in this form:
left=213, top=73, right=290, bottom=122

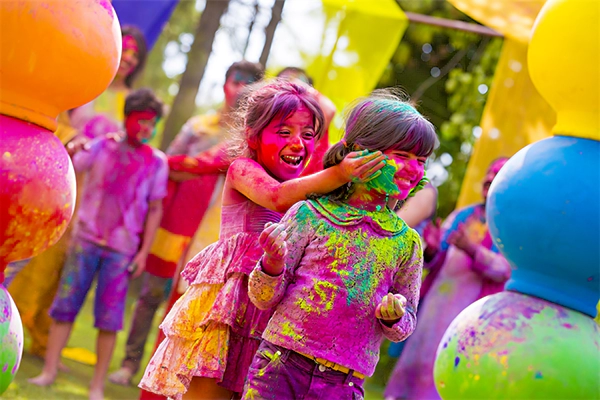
left=149, top=146, right=168, bottom=164
left=227, top=157, right=263, bottom=177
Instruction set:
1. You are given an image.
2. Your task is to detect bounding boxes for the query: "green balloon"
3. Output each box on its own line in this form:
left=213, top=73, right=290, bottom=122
left=0, top=287, right=23, bottom=395
left=434, top=291, right=600, bottom=399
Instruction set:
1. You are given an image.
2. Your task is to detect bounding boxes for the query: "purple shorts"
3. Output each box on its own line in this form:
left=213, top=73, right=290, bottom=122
left=242, top=341, right=365, bottom=400
left=50, top=238, right=131, bottom=331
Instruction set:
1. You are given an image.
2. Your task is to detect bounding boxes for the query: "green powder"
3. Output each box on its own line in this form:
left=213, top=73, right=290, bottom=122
left=365, top=159, right=400, bottom=195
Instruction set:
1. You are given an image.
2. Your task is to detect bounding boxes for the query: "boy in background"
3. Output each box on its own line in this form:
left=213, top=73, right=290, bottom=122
left=29, top=88, right=169, bottom=400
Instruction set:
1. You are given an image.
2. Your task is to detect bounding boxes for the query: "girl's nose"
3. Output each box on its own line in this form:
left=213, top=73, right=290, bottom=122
left=289, top=135, right=304, bottom=149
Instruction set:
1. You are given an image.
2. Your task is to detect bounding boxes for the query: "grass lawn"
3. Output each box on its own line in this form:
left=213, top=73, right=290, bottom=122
left=2, top=282, right=390, bottom=399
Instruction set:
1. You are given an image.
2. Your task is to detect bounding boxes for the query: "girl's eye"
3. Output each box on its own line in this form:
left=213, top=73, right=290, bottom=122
left=302, top=131, right=316, bottom=139
left=418, top=158, right=427, bottom=165
left=278, top=130, right=290, bottom=136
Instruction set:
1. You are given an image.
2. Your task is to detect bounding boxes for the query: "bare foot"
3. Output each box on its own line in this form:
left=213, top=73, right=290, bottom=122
left=89, top=388, right=104, bottom=400
left=107, top=367, right=133, bottom=386
left=58, top=361, right=70, bottom=373
left=28, top=372, right=56, bottom=386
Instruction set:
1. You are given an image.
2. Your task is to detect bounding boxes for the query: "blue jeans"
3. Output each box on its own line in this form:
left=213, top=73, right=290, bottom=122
left=50, top=238, right=131, bottom=331
left=242, top=341, right=365, bottom=400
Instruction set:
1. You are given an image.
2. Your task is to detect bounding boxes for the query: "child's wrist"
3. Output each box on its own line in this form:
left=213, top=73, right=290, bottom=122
left=380, top=317, right=401, bottom=327
left=260, top=255, right=284, bottom=276
left=333, top=163, right=351, bottom=183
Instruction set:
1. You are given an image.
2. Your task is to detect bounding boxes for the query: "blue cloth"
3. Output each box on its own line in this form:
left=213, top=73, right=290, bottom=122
left=112, top=0, right=179, bottom=50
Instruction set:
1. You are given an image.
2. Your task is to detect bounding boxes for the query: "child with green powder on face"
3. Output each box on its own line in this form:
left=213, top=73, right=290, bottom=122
left=243, top=89, right=439, bottom=400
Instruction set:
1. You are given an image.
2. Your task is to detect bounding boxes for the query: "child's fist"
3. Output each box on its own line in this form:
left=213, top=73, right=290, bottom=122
left=258, top=222, right=287, bottom=276
left=375, top=293, right=407, bottom=323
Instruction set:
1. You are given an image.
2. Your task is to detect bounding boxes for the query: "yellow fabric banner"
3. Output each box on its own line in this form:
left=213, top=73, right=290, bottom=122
left=456, top=38, right=556, bottom=207
left=448, top=0, right=556, bottom=208
left=306, top=0, right=409, bottom=141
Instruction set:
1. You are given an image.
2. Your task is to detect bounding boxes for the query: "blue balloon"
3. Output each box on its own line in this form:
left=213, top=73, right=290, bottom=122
left=487, top=135, right=600, bottom=317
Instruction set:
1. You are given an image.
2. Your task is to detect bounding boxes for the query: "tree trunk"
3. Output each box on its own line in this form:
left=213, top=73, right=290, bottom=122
left=259, top=0, right=286, bottom=68
left=160, top=0, right=231, bottom=150
left=243, top=0, right=260, bottom=57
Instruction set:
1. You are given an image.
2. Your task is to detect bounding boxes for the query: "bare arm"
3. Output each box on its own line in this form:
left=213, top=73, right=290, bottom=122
left=168, top=142, right=231, bottom=181
left=396, top=186, right=437, bottom=228
left=227, top=151, right=385, bottom=213
left=471, top=247, right=512, bottom=283
left=130, top=199, right=163, bottom=278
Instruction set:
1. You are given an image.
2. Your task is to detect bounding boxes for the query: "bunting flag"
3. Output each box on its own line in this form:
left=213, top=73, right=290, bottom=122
left=112, top=0, right=179, bottom=50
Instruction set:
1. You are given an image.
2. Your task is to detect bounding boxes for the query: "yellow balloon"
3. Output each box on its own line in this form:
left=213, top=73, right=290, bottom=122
left=528, top=0, right=600, bottom=141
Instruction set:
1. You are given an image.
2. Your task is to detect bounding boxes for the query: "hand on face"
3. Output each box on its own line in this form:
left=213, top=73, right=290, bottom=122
left=447, top=223, right=477, bottom=258
left=375, top=293, right=407, bottom=323
left=258, top=222, right=288, bottom=276
left=339, top=150, right=386, bottom=183
left=255, top=107, right=316, bottom=181
left=384, top=150, right=427, bottom=201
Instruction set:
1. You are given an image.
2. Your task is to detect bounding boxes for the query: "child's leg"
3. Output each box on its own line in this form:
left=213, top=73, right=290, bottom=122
left=29, top=239, right=100, bottom=386
left=123, top=273, right=170, bottom=373
left=89, top=329, right=117, bottom=400
left=28, top=321, right=73, bottom=385
left=90, top=248, right=130, bottom=398
left=184, top=377, right=234, bottom=400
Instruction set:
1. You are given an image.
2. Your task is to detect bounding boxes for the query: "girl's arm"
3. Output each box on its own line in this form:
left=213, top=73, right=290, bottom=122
left=227, top=151, right=385, bottom=213
left=249, top=202, right=315, bottom=309
left=380, top=231, right=423, bottom=342
left=167, top=142, right=230, bottom=180
left=470, top=247, right=512, bottom=282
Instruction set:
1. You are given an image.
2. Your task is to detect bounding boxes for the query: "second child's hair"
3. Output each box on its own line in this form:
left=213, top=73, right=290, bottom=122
left=276, top=67, right=314, bottom=87
left=323, top=88, right=438, bottom=200
left=229, top=79, right=325, bottom=160
left=124, top=88, right=164, bottom=119
left=225, top=60, right=265, bottom=83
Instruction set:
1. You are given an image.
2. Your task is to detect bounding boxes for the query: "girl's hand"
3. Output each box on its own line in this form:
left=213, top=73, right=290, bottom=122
left=65, top=135, right=90, bottom=156
left=375, top=293, right=407, bottom=324
left=169, top=155, right=198, bottom=172
left=423, top=218, right=442, bottom=253
left=338, top=150, right=386, bottom=183
left=258, top=222, right=287, bottom=276
left=447, top=223, right=477, bottom=258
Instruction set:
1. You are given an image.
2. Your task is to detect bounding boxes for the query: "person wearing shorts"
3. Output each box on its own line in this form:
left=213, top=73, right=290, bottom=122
left=29, top=89, right=168, bottom=400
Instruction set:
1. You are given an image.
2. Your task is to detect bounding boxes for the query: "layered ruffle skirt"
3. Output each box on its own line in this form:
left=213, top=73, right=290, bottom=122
left=139, top=232, right=273, bottom=398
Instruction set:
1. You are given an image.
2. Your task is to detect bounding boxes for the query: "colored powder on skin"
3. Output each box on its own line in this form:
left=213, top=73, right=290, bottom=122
left=364, top=159, right=400, bottom=195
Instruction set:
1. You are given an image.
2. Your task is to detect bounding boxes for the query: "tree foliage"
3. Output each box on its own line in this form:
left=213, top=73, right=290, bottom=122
left=138, top=0, right=199, bottom=105
left=377, top=0, right=502, bottom=217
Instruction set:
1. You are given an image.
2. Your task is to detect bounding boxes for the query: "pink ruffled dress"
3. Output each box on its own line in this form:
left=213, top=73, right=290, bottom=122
left=139, top=200, right=281, bottom=398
